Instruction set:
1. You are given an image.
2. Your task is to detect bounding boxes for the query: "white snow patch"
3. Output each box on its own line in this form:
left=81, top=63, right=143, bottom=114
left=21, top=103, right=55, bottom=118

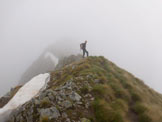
left=45, top=52, right=59, bottom=67
left=0, top=73, right=50, bottom=115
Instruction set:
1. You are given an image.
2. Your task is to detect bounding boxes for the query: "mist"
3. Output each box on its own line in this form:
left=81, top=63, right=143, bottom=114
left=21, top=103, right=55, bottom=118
left=0, top=0, right=162, bottom=96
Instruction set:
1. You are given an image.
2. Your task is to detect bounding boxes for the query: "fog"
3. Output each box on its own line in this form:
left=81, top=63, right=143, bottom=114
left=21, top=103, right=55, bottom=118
left=0, top=0, right=162, bottom=96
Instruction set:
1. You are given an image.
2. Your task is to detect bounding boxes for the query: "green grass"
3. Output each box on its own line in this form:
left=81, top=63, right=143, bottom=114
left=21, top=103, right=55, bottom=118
left=110, top=99, right=128, bottom=112
left=92, top=99, right=124, bottom=122
left=132, top=102, right=147, bottom=114
left=92, top=84, right=113, bottom=100
left=129, top=90, right=142, bottom=102
left=131, top=102, right=152, bottom=122
left=109, top=83, right=130, bottom=102
left=92, top=84, right=105, bottom=97
left=48, top=56, right=162, bottom=122
left=139, top=114, right=152, bottom=122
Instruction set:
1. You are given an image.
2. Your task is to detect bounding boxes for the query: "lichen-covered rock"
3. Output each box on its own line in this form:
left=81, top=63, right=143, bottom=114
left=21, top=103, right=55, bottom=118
left=40, top=107, right=60, bottom=119
left=69, top=91, right=81, bottom=102
left=61, top=100, right=72, bottom=109
left=94, top=79, right=100, bottom=83
left=62, top=112, right=68, bottom=118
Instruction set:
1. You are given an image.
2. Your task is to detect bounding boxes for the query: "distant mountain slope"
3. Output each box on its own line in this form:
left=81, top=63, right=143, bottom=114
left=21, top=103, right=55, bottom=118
left=18, top=51, right=58, bottom=85
left=4, top=56, right=162, bottom=122
left=18, top=42, right=80, bottom=85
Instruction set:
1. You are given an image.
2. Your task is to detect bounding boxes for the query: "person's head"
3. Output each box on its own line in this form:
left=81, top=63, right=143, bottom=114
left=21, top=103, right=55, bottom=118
left=85, top=40, right=87, bottom=43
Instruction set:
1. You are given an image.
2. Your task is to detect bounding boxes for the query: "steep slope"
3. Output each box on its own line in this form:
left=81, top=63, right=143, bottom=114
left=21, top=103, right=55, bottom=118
left=6, top=56, right=162, bottom=122
left=0, top=85, right=22, bottom=108
left=0, top=73, right=50, bottom=122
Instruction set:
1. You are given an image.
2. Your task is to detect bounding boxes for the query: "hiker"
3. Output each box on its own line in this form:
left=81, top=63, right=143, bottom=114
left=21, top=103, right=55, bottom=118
left=80, top=40, right=89, bottom=58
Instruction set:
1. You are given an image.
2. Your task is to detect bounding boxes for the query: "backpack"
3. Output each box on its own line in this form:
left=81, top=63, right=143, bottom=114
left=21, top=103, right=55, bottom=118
left=80, top=43, right=84, bottom=50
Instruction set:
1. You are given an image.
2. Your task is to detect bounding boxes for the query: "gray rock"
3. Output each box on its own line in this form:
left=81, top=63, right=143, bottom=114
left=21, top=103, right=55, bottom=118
left=46, top=89, right=57, bottom=95
left=85, top=103, right=90, bottom=109
left=26, top=115, right=33, bottom=122
left=94, top=79, right=100, bottom=83
left=59, top=89, right=66, bottom=99
left=62, top=112, right=68, bottom=118
left=61, top=100, right=72, bottom=109
left=90, top=97, right=95, bottom=101
left=66, top=118, right=71, bottom=122
left=56, top=95, right=64, bottom=102
left=39, top=92, right=47, bottom=100
left=40, top=107, right=60, bottom=119
left=84, top=94, right=92, bottom=98
left=34, top=99, right=40, bottom=105
left=62, top=81, right=73, bottom=90
left=48, top=93, right=55, bottom=101
left=72, top=65, right=76, bottom=70
left=76, top=101, right=83, bottom=105
left=39, top=89, right=56, bottom=100
left=69, top=92, right=81, bottom=101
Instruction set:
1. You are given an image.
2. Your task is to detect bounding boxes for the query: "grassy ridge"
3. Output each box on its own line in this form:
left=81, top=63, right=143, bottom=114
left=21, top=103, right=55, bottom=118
left=49, top=56, right=162, bottom=122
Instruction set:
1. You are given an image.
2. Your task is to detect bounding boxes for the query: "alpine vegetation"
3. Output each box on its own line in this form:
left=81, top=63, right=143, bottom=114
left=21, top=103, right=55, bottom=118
left=0, top=56, right=162, bottom=122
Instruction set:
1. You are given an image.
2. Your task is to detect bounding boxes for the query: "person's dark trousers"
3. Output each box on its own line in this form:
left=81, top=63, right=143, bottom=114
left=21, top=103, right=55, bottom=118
left=83, top=49, right=89, bottom=58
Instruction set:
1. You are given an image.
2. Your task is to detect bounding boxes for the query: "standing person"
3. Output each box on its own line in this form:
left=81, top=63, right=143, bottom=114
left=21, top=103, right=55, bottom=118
left=80, top=40, right=89, bottom=58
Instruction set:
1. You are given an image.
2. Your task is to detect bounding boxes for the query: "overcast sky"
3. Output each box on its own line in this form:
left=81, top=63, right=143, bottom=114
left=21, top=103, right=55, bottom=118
left=0, top=0, right=162, bottom=95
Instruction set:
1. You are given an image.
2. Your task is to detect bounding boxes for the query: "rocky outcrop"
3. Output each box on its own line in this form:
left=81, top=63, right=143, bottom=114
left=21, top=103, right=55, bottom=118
left=7, top=78, right=93, bottom=122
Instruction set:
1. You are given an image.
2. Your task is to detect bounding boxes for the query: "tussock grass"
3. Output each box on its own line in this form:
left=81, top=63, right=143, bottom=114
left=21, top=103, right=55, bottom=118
left=110, top=83, right=130, bottom=102
left=129, top=90, right=142, bottom=102
left=139, top=114, right=152, bottom=122
left=92, top=99, right=124, bottom=122
left=49, top=56, right=162, bottom=122
left=110, top=99, right=128, bottom=112
left=92, top=84, right=114, bottom=101
left=132, top=102, right=147, bottom=114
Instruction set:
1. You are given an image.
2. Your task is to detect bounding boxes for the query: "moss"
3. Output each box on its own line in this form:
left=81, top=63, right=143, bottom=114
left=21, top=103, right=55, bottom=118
left=40, top=115, right=50, bottom=122
left=40, top=97, right=51, bottom=108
